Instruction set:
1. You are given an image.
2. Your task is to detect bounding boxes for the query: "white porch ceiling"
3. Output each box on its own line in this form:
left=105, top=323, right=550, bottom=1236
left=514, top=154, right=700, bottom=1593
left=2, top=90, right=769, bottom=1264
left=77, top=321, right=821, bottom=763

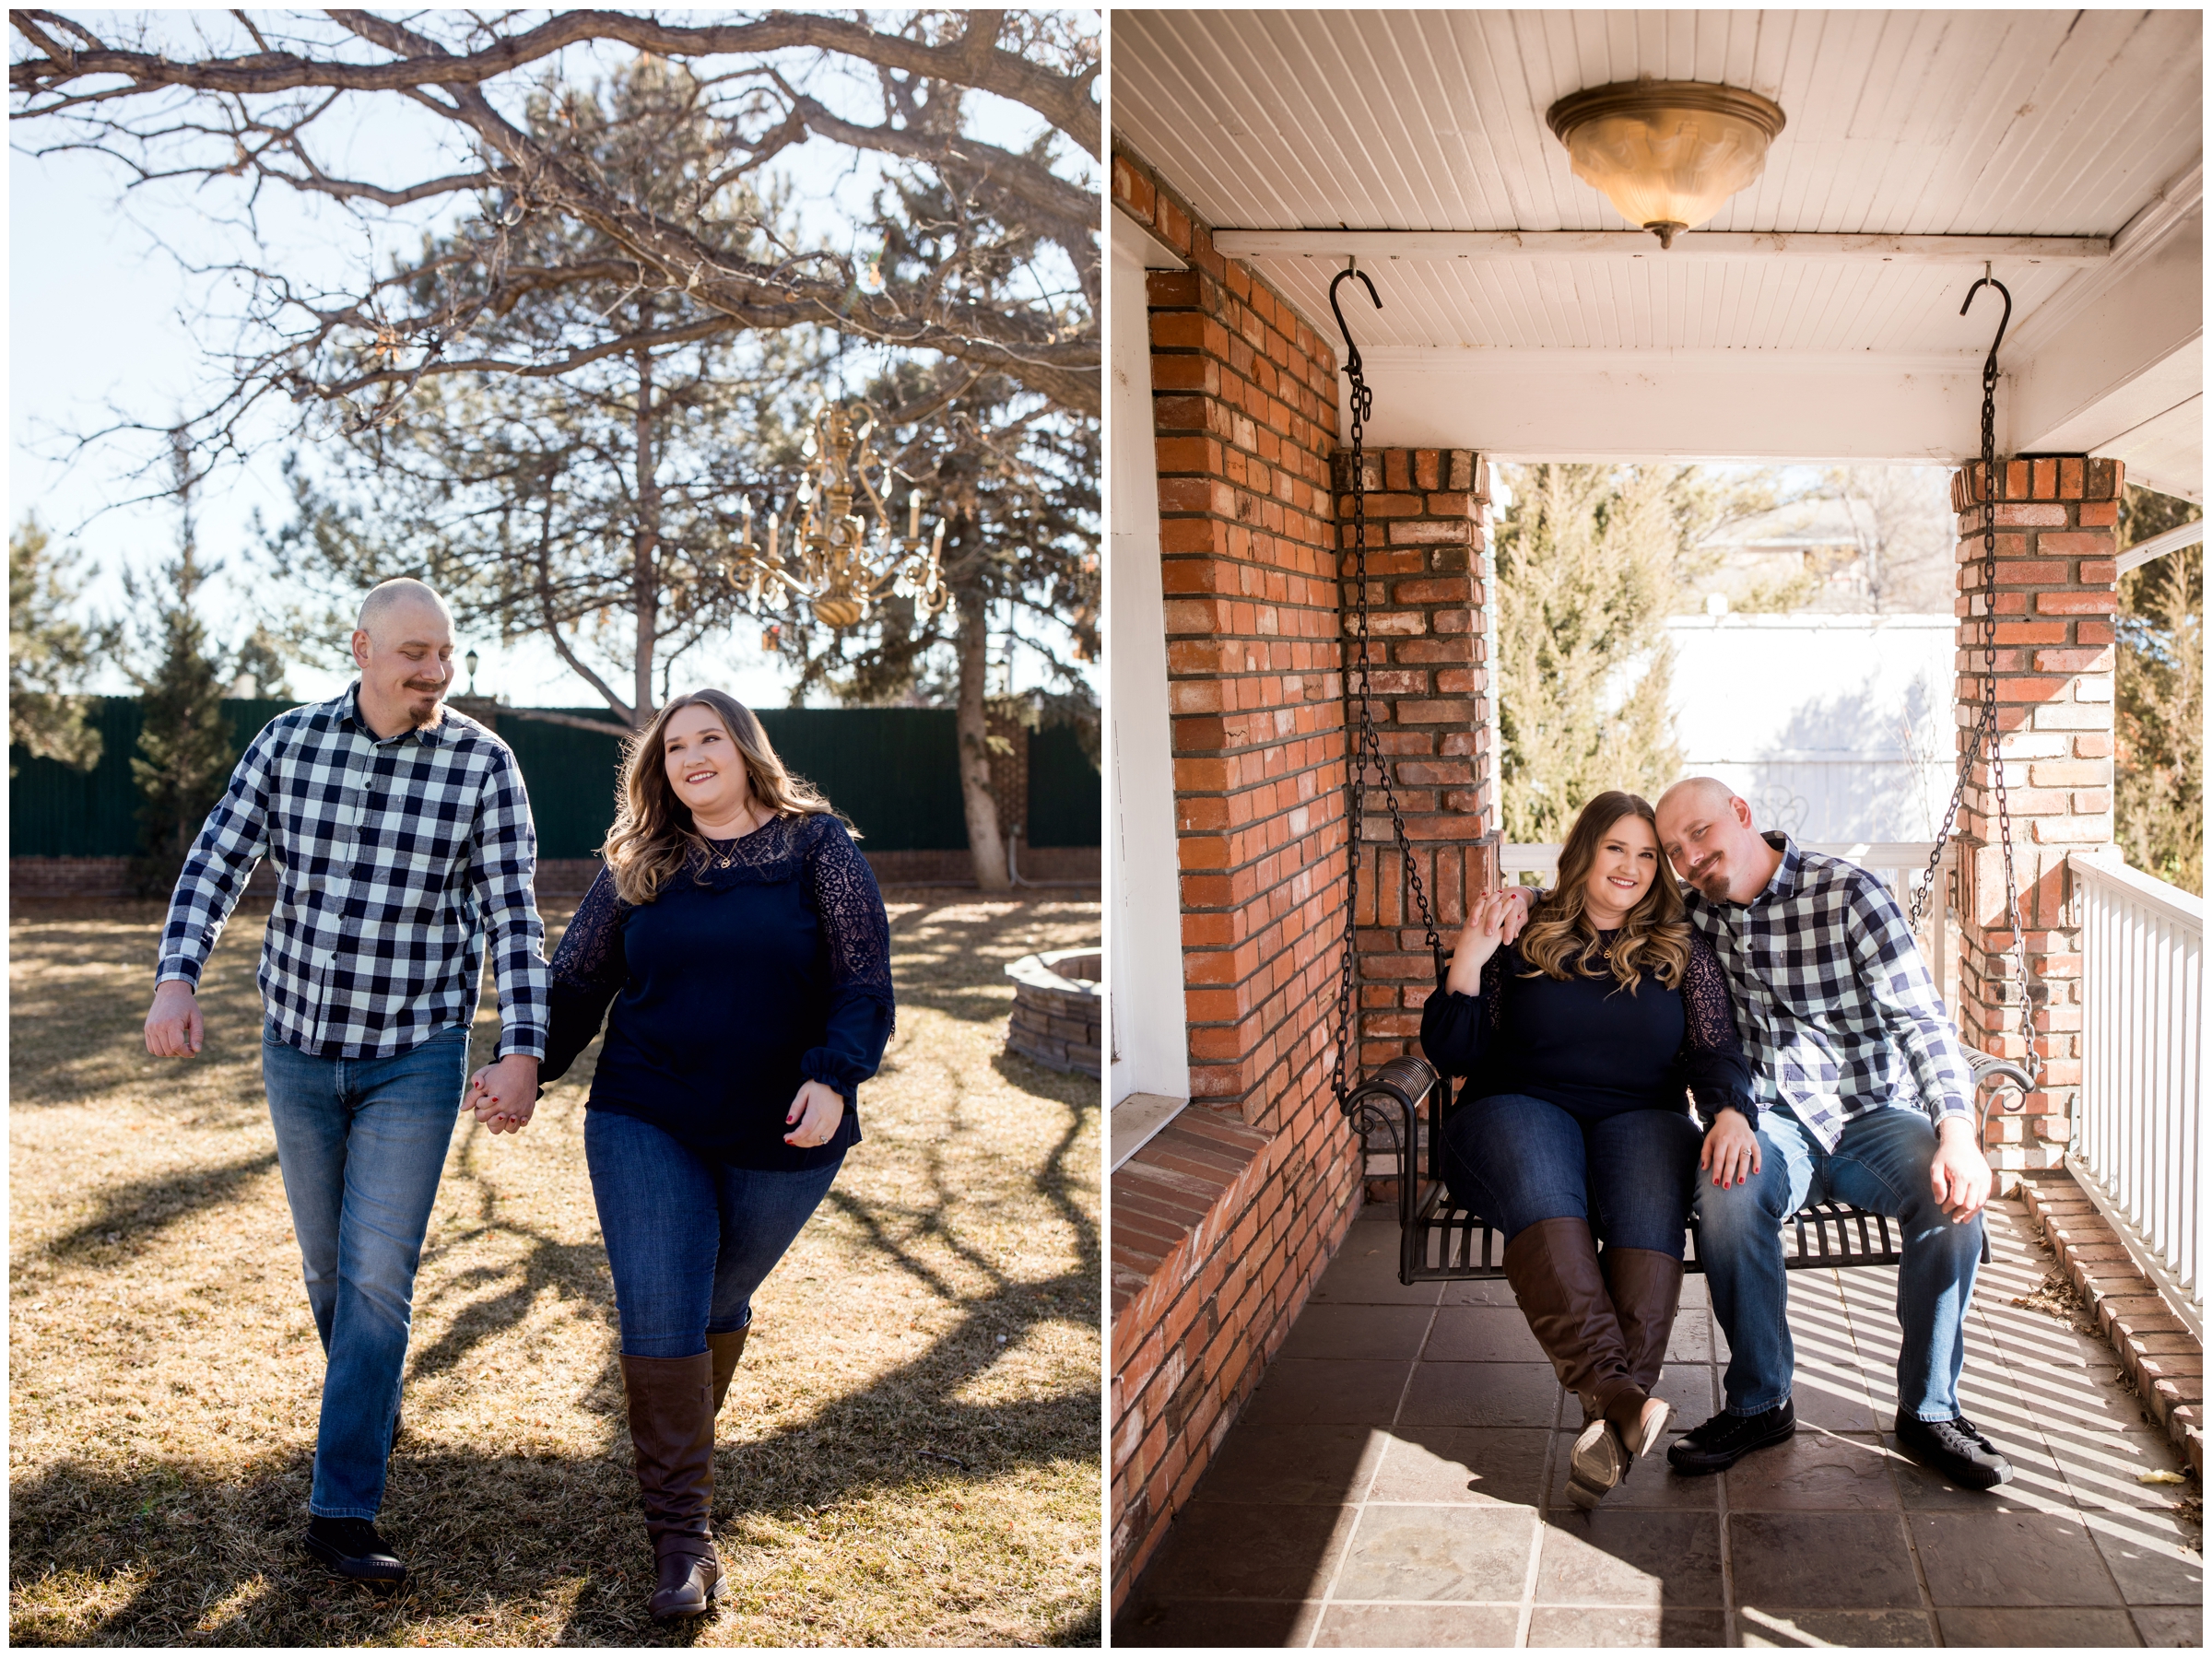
left=1114, top=9, right=2204, bottom=493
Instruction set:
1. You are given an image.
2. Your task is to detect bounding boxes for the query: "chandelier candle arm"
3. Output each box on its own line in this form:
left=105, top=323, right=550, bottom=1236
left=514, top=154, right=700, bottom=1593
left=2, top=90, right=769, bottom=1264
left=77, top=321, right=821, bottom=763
left=726, top=400, right=951, bottom=629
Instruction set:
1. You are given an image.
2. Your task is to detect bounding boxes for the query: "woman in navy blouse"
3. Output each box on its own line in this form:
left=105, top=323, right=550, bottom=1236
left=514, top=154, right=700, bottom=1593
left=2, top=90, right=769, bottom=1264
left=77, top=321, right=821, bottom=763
left=1420, top=789, right=1753, bottom=1510
left=474, top=688, right=892, bottom=1619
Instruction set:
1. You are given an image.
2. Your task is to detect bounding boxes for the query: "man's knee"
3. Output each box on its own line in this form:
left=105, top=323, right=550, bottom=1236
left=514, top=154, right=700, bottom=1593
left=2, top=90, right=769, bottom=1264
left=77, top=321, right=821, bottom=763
left=1694, top=1158, right=1793, bottom=1240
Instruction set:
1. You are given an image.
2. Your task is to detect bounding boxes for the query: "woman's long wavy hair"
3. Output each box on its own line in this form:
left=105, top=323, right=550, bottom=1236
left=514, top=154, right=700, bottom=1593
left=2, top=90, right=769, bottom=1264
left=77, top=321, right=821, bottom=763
left=1517, top=790, right=1692, bottom=993
left=602, top=688, right=846, bottom=905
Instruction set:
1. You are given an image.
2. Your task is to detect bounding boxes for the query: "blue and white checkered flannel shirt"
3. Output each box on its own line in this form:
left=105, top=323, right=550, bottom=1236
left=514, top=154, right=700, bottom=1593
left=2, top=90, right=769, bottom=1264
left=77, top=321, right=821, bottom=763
left=155, top=685, right=548, bottom=1060
left=1681, top=832, right=1972, bottom=1152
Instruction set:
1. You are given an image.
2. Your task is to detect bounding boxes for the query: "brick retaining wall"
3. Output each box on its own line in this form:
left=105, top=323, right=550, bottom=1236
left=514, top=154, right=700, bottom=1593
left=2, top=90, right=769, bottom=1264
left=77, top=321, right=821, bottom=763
left=2018, top=1169, right=2203, bottom=1475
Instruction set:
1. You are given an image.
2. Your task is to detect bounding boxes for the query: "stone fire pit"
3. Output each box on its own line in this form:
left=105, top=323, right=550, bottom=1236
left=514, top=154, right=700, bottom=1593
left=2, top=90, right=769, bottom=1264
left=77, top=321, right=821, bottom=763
left=1005, top=946, right=1101, bottom=1078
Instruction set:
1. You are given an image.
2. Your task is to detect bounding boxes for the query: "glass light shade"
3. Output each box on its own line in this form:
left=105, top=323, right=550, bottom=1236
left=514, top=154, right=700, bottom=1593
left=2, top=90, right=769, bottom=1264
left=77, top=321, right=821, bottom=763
left=1547, top=81, right=1786, bottom=248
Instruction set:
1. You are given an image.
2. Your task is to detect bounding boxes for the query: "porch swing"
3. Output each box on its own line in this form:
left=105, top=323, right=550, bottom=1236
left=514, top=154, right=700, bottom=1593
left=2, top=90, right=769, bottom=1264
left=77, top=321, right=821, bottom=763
left=1329, top=265, right=2040, bottom=1286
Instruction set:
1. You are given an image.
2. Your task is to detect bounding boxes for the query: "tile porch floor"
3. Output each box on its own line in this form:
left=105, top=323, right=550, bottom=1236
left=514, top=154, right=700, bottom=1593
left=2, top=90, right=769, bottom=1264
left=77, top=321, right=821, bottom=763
left=1115, top=1193, right=2202, bottom=1647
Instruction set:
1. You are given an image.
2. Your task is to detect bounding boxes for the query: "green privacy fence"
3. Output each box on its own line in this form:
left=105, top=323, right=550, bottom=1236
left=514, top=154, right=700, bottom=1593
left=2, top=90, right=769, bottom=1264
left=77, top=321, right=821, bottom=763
left=11, top=699, right=1099, bottom=859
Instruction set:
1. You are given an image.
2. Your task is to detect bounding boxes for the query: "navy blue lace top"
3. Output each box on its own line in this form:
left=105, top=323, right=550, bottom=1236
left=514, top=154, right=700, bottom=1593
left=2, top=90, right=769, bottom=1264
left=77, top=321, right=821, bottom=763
left=1419, top=928, right=1755, bottom=1129
left=539, top=812, right=895, bottom=1170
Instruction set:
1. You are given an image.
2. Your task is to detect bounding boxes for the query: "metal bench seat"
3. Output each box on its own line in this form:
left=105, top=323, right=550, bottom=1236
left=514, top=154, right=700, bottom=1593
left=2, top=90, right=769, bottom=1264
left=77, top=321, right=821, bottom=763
left=1346, top=1051, right=2035, bottom=1287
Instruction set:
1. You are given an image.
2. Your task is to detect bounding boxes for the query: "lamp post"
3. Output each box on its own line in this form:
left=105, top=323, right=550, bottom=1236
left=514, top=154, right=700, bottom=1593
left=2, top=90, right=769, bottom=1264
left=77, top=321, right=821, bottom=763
left=730, top=401, right=950, bottom=629
left=465, top=648, right=479, bottom=698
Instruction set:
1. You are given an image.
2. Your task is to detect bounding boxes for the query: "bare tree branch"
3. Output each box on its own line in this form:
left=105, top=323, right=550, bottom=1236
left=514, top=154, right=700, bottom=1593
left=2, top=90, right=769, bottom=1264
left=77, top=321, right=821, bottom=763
left=11, top=8, right=1100, bottom=155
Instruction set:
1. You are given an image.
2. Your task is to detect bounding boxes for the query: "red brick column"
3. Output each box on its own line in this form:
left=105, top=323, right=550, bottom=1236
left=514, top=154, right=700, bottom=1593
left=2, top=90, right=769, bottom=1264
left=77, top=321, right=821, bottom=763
left=1332, top=450, right=1501, bottom=1080
left=1108, top=147, right=1364, bottom=1613
left=1948, top=454, right=2120, bottom=1169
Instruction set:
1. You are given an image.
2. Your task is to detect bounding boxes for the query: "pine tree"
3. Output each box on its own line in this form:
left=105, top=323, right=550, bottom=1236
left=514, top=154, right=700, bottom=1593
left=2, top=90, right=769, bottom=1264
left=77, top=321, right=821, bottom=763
left=8, top=514, right=116, bottom=776
left=127, top=436, right=236, bottom=899
left=1495, top=464, right=1687, bottom=841
left=2114, top=486, right=2203, bottom=894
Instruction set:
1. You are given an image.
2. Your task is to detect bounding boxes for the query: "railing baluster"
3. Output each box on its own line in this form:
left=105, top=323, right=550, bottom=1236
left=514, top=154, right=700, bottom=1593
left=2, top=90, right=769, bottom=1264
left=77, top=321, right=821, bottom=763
left=2065, top=853, right=2201, bottom=1310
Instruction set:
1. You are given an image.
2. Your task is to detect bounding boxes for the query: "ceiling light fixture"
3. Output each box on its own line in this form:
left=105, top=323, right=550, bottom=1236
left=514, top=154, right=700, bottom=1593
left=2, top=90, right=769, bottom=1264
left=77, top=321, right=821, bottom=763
left=1545, top=79, right=1786, bottom=249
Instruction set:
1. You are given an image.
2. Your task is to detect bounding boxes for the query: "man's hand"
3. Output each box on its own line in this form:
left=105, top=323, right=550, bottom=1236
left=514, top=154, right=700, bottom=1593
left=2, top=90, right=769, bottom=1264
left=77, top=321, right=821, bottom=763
left=1443, top=889, right=1525, bottom=995
left=1929, top=1117, right=1993, bottom=1223
left=467, top=1053, right=541, bottom=1134
left=145, top=980, right=204, bottom=1057
left=1700, top=1108, right=1762, bottom=1188
left=784, top=1079, right=846, bottom=1149
left=1496, top=884, right=1535, bottom=944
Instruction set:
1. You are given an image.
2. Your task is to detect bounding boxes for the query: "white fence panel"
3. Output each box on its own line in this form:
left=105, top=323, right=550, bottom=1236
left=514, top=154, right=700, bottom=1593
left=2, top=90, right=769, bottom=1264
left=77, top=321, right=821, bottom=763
left=2071, top=853, right=2202, bottom=1307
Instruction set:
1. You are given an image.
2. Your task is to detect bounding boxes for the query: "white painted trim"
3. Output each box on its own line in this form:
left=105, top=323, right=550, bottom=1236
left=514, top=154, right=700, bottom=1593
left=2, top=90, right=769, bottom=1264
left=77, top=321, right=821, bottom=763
left=1111, top=1092, right=1190, bottom=1173
left=1215, top=229, right=2111, bottom=264
left=2069, top=851, right=2206, bottom=931
left=1106, top=228, right=1194, bottom=1117
left=1345, top=347, right=1986, bottom=462
left=2117, top=519, right=2206, bottom=576
left=2005, top=161, right=2205, bottom=367
left=1112, top=201, right=1189, bottom=272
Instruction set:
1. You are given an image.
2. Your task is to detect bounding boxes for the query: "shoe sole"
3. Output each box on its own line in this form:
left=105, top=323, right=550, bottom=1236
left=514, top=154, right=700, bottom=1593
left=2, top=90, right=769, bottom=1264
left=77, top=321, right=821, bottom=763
left=1570, top=1419, right=1628, bottom=1497
left=301, top=1538, right=406, bottom=1586
left=1665, top=1417, right=1795, bottom=1475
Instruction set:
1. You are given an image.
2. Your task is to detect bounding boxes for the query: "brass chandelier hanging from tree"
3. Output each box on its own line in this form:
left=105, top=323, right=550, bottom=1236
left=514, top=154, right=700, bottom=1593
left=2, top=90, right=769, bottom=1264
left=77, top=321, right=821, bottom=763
left=733, top=401, right=950, bottom=629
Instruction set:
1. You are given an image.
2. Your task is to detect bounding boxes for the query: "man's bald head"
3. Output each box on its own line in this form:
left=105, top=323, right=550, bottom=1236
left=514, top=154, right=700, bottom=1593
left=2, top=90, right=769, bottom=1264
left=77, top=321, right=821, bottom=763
left=351, top=579, right=456, bottom=737
left=356, top=577, right=452, bottom=646
left=1654, top=775, right=1779, bottom=905
left=1656, top=775, right=1737, bottom=822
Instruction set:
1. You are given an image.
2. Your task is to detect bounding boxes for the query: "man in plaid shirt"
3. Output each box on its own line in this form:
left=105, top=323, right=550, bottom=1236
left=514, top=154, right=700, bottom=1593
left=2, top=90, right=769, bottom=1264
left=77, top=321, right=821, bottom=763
left=1650, top=777, right=2011, bottom=1490
left=143, top=578, right=549, bottom=1584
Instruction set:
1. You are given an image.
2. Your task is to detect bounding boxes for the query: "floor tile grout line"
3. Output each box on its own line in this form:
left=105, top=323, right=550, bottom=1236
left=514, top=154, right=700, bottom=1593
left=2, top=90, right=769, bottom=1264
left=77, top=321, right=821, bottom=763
left=1301, top=1288, right=1440, bottom=1647
left=1712, top=1347, right=1737, bottom=1650
left=1514, top=1375, right=1564, bottom=1649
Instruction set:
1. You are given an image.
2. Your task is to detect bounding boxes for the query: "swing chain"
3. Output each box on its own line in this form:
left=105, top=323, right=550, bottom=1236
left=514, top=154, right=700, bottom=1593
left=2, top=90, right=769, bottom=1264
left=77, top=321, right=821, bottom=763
left=1910, top=276, right=2041, bottom=1086
left=1329, top=267, right=1444, bottom=1111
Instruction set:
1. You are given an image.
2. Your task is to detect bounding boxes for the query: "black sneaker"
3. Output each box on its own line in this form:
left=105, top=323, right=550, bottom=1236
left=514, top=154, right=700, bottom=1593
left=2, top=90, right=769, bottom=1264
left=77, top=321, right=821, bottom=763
left=1894, top=1411, right=2013, bottom=1489
left=303, top=1516, right=406, bottom=1585
left=1665, top=1400, right=1795, bottom=1475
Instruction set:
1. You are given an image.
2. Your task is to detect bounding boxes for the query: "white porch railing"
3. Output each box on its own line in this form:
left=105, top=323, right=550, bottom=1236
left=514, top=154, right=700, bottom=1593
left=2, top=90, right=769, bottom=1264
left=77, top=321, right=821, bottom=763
left=1500, top=840, right=1956, bottom=1009
left=2070, top=852, right=2202, bottom=1312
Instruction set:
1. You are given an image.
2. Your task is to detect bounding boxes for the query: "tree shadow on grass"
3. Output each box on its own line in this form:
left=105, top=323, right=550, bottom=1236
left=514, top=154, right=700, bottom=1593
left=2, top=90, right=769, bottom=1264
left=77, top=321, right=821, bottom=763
left=36, top=1152, right=283, bottom=1263
left=884, top=897, right=1099, bottom=1027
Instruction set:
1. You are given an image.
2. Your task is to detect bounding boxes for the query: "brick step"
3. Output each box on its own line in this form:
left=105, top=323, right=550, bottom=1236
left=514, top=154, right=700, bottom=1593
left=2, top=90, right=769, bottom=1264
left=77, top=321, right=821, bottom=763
left=2018, top=1173, right=2203, bottom=1478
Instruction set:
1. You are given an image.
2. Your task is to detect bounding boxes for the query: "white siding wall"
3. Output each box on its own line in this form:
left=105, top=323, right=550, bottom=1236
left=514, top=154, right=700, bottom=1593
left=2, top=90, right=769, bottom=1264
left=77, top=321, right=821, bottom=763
left=1665, top=612, right=1956, bottom=842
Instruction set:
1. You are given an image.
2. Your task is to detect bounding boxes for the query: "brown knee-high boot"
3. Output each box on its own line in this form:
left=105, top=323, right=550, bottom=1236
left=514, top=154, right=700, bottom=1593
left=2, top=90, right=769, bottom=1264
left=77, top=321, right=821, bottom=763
left=621, top=1353, right=722, bottom=1619
left=1502, top=1219, right=1669, bottom=1505
left=707, top=1327, right=749, bottom=1417
left=1602, top=1247, right=1686, bottom=1394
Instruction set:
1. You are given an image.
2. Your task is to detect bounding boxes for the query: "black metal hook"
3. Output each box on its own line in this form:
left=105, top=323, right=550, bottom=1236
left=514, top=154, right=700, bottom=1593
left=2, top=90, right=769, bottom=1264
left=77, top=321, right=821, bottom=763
left=1329, top=264, right=1382, bottom=382
left=1959, top=273, right=2012, bottom=377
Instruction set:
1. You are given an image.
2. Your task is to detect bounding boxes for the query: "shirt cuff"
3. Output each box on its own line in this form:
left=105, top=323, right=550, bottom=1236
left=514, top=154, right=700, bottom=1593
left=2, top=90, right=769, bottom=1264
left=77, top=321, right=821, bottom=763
left=497, top=1027, right=547, bottom=1062
left=156, top=960, right=205, bottom=989
left=801, top=1048, right=868, bottom=1105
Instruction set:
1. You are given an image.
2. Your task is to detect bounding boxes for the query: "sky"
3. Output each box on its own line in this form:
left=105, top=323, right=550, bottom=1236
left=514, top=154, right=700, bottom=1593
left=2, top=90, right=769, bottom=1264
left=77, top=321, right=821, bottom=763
left=10, top=12, right=1099, bottom=712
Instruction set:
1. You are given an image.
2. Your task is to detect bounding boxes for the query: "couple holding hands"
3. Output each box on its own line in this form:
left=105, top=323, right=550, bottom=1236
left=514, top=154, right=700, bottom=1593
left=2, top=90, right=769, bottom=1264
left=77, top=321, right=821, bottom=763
left=1421, top=780, right=2010, bottom=1508
left=143, top=579, right=892, bottom=1619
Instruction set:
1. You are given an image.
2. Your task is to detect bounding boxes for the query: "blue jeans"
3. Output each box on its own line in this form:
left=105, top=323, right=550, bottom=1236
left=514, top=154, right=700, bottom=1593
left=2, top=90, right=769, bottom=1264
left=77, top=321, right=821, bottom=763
left=1440, top=1092, right=1703, bottom=1257
left=262, top=1023, right=468, bottom=1519
left=1695, top=1103, right=1983, bottom=1421
left=585, top=1111, right=843, bottom=1358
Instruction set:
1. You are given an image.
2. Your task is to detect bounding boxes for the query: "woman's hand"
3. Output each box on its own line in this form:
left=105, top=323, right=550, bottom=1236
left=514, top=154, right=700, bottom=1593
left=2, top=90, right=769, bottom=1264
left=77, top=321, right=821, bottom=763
left=784, top=1079, right=846, bottom=1148
left=466, top=1057, right=538, bottom=1135
left=1700, top=1108, right=1761, bottom=1188
left=1444, top=888, right=1524, bottom=996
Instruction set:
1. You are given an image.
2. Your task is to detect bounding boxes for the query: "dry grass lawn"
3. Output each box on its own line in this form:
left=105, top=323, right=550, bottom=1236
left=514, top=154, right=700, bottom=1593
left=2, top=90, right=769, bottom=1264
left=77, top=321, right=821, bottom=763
left=10, top=888, right=1101, bottom=1646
